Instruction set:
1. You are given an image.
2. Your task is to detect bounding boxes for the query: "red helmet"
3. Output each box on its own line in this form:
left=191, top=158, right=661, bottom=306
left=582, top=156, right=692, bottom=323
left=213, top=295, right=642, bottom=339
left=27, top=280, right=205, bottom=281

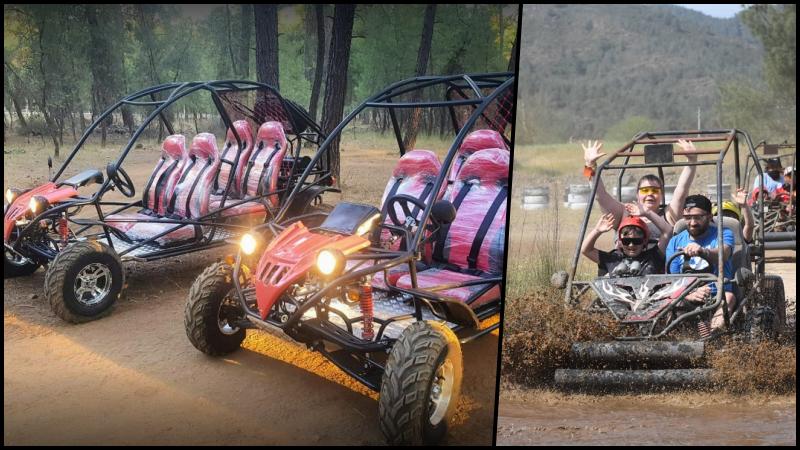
left=618, top=215, right=649, bottom=242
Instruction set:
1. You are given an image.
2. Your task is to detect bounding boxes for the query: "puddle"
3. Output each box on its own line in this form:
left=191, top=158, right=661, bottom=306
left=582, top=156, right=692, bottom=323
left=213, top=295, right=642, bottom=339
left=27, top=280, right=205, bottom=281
left=497, top=398, right=796, bottom=445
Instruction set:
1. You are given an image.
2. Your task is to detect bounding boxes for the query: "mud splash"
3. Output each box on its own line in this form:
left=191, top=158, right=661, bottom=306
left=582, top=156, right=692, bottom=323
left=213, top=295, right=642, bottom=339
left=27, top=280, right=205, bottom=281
left=502, top=291, right=797, bottom=394
left=501, top=291, right=619, bottom=385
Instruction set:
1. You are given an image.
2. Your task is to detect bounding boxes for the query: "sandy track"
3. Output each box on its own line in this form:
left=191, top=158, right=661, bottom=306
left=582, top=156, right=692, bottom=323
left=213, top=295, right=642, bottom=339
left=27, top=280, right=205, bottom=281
left=4, top=250, right=498, bottom=445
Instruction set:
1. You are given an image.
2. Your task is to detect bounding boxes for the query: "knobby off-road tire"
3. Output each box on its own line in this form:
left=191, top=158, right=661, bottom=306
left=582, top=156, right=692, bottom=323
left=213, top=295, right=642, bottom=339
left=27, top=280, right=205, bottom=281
left=746, top=274, right=786, bottom=342
left=184, top=262, right=246, bottom=356
left=378, top=321, right=463, bottom=445
left=44, top=241, right=124, bottom=323
left=4, top=249, right=40, bottom=278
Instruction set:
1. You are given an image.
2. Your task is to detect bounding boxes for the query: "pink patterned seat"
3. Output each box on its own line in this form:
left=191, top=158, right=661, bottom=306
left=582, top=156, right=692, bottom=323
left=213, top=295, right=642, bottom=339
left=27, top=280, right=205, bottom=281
left=213, top=120, right=254, bottom=198
left=445, top=129, right=507, bottom=197
left=108, top=133, right=221, bottom=245
left=396, top=148, right=509, bottom=307
left=209, top=121, right=289, bottom=219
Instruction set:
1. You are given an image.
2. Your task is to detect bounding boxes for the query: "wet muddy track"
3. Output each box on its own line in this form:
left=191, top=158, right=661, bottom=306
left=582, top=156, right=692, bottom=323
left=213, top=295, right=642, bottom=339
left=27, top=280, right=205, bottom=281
left=497, top=396, right=796, bottom=446
left=4, top=250, right=498, bottom=445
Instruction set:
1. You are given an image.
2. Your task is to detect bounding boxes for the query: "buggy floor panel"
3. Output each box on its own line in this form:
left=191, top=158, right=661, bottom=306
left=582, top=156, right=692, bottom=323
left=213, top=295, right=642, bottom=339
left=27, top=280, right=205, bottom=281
left=96, top=227, right=236, bottom=259
left=302, top=289, right=456, bottom=341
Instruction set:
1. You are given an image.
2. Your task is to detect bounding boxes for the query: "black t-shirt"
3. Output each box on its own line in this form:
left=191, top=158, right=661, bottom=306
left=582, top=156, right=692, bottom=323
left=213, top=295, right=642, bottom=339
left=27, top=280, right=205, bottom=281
left=597, top=246, right=664, bottom=277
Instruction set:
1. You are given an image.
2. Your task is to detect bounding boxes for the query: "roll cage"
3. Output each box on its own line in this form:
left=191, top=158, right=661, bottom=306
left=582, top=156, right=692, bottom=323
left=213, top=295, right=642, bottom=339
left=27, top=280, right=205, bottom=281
left=565, top=129, right=768, bottom=338
left=231, top=73, right=515, bottom=364
left=12, top=81, right=328, bottom=262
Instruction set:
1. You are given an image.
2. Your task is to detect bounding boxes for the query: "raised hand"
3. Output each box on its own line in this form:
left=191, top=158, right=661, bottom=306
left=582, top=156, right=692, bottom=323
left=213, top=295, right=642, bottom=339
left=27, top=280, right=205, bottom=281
left=596, top=212, right=616, bottom=233
left=732, top=188, right=748, bottom=206
left=582, top=140, right=606, bottom=167
left=625, top=202, right=643, bottom=217
left=677, top=139, right=698, bottom=161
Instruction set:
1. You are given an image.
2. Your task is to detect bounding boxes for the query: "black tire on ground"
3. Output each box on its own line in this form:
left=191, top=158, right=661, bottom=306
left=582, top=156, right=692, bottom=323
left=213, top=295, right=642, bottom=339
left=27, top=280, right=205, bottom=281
left=4, top=249, right=41, bottom=278
left=44, top=241, right=124, bottom=323
left=378, top=321, right=463, bottom=445
left=746, top=274, right=786, bottom=342
left=184, top=262, right=246, bottom=356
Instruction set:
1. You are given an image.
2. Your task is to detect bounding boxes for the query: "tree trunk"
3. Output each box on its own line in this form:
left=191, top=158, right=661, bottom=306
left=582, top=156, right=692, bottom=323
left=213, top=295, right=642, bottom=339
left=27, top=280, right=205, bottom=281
left=239, top=4, right=251, bottom=79
left=254, top=5, right=279, bottom=88
left=225, top=5, right=236, bottom=73
left=308, top=5, right=326, bottom=122
left=85, top=5, right=119, bottom=147
left=401, top=5, right=437, bottom=151
left=321, top=4, right=356, bottom=182
left=508, top=37, right=517, bottom=72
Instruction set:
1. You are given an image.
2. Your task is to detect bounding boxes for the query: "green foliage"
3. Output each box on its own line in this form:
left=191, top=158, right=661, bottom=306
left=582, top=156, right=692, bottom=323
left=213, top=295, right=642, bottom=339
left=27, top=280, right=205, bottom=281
left=4, top=4, right=517, bottom=143
left=517, top=4, right=764, bottom=142
left=717, top=5, right=796, bottom=141
left=605, top=115, right=658, bottom=141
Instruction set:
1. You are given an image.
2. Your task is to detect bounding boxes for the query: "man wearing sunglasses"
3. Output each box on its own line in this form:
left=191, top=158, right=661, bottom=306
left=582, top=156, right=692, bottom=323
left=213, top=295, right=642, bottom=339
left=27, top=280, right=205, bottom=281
left=581, top=205, right=672, bottom=277
left=666, top=194, right=735, bottom=333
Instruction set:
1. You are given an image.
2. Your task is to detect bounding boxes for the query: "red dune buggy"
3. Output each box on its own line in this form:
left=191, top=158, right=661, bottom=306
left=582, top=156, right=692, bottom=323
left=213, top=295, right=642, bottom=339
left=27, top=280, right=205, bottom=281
left=744, top=141, right=796, bottom=251
left=4, top=81, right=332, bottom=322
left=553, top=130, right=787, bottom=390
left=184, top=73, right=514, bottom=444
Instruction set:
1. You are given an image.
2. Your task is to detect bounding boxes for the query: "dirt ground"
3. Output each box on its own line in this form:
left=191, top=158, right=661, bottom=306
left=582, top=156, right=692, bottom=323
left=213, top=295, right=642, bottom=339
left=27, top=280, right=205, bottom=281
left=496, top=252, right=796, bottom=446
left=3, top=133, right=499, bottom=445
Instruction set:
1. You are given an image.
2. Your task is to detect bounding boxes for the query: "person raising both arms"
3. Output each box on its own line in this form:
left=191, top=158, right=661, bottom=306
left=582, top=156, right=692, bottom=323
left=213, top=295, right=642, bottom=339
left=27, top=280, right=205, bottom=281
left=582, top=139, right=699, bottom=245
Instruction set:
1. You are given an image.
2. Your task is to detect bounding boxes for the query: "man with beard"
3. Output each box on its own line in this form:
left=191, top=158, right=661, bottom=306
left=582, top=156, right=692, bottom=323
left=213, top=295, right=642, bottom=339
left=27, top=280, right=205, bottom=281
left=666, top=194, right=735, bottom=334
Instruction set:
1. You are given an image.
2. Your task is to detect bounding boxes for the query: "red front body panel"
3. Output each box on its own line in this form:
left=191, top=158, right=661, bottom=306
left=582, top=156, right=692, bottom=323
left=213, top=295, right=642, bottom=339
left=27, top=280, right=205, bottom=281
left=4, top=183, right=79, bottom=242
left=253, top=221, right=370, bottom=319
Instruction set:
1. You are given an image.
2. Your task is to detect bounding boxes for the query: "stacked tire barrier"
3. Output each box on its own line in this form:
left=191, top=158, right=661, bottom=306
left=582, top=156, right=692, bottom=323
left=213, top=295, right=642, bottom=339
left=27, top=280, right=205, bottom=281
left=564, top=184, right=590, bottom=210
left=521, top=186, right=549, bottom=210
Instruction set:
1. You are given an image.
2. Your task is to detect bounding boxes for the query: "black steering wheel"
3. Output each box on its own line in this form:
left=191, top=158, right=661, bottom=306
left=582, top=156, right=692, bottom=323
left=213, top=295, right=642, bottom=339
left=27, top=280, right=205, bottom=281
left=386, top=194, right=428, bottom=230
left=666, top=249, right=715, bottom=275
left=108, top=164, right=136, bottom=198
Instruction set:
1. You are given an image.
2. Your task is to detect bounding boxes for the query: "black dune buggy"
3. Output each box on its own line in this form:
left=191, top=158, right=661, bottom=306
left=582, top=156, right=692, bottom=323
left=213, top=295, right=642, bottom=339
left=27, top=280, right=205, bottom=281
left=743, top=141, right=796, bottom=251
left=4, top=81, right=333, bottom=323
left=184, top=73, right=514, bottom=444
left=552, top=130, right=788, bottom=389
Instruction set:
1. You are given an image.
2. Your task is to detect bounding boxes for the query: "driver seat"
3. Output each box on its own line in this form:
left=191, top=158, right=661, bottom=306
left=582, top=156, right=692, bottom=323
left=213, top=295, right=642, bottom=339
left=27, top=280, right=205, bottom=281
left=107, top=133, right=221, bottom=245
left=395, top=148, right=509, bottom=307
left=370, top=150, right=442, bottom=289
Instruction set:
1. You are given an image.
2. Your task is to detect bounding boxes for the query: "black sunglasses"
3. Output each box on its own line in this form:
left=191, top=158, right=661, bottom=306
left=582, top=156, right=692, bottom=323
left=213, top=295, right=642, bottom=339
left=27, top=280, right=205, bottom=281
left=621, top=237, right=644, bottom=246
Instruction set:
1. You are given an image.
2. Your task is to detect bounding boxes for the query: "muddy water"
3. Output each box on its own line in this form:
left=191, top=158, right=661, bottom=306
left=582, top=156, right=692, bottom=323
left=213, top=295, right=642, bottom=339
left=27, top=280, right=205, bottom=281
left=497, top=398, right=796, bottom=446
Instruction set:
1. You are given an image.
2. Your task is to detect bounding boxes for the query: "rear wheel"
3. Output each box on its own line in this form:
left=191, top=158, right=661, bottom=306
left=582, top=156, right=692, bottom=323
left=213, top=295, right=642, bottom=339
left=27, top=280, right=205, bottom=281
left=746, top=274, right=786, bottom=342
left=184, top=262, right=246, bottom=356
left=378, top=321, right=463, bottom=445
left=44, top=241, right=124, bottom=323
left=4, top=248, right=41, bottom=278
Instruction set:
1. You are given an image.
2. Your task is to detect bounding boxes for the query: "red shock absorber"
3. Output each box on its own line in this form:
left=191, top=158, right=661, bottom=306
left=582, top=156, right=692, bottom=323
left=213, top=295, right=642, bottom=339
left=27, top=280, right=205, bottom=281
left=360, top=278, right=374, bottom=341
left=59, top=215, right=69, bottom=244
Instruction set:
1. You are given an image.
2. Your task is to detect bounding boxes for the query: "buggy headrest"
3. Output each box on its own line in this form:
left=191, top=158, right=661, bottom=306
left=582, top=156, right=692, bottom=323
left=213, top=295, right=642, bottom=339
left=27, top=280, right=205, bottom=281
left=460, top=129, right=508, bottom=154
left=256, top=121, right=288, bottom=150
left=392, top=149, right=442, bottom=179
left=225, top=120, right=254, bottom=148
left=457, top=148, right=509, bottom=186
left=161, top=135, right=187, bottom=160
left=189, top=133, right=219, bottom=160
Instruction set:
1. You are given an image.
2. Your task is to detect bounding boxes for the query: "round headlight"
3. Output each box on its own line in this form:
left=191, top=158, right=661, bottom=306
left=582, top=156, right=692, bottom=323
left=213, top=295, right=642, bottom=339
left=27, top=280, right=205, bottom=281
left=240, top=233, right=259, bottom=255
left=29, top=196, right=50, bottom=215
left=316, top=248, right=345, bottom=278
left=6, top=189, right=18, bottom=204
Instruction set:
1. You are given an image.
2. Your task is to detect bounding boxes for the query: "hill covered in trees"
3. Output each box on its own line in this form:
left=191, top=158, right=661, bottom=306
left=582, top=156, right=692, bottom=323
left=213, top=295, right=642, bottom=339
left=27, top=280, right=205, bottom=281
left=517, top=4, right=765, bottom=143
